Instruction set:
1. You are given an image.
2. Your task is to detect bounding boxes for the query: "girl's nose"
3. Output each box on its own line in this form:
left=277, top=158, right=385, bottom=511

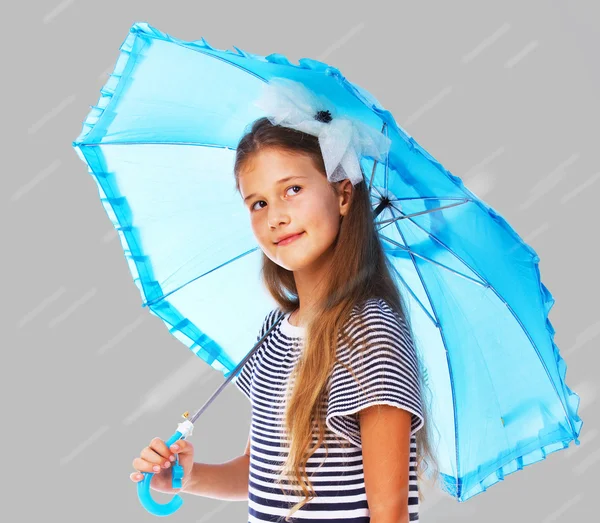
left=268, top=210, right=290, bottom=229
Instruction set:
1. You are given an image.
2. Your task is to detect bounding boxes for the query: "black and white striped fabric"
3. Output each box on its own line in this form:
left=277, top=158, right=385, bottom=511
left=234, top=297, right=425, bottom=522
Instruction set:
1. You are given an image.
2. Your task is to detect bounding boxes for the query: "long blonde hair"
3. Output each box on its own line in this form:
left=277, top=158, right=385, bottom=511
left=234, top=117, right=440, bottom=520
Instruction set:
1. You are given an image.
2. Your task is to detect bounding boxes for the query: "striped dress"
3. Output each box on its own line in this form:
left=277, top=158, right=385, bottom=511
left=234, top=297, right=425, bottom=522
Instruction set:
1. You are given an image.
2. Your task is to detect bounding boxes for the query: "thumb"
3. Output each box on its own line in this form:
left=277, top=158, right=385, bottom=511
left=171, top=440, right=193, bottom=455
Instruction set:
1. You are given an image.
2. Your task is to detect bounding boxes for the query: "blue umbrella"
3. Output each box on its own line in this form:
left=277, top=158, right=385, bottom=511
left=72, top=21, right=582, bottom=517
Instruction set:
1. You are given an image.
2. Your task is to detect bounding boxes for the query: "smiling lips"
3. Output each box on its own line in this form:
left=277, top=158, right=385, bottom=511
left=277, top=232, right=304, bottom=246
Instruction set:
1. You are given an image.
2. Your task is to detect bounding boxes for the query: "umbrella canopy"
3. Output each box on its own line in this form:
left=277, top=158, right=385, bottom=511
left=72, top=21, right=582, bottom=502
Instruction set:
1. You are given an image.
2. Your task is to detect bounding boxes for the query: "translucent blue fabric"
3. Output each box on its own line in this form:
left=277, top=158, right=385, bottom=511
left=72, top=21, right=582, bottom=502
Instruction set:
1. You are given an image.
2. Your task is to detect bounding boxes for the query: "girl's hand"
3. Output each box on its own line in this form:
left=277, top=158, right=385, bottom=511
left=130, top=437, right=194, bottom=494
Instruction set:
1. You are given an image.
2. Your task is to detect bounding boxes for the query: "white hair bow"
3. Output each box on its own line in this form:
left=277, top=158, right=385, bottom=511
left=252, top=77, right=391, bottom=186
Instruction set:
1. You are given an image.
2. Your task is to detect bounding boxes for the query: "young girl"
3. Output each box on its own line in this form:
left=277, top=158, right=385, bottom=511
left=230, top=94, right=440, bottom=522
left=131, top=80, right=439, bottom=522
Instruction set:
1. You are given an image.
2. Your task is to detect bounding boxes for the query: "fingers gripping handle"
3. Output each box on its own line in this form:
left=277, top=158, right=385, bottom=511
left=136, top=463, right=183, bottom=516
left=137, top=420, right=194, bottom=517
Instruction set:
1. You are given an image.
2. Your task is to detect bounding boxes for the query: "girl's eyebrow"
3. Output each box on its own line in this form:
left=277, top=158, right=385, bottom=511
left=243, top=175, right=307, bottom=202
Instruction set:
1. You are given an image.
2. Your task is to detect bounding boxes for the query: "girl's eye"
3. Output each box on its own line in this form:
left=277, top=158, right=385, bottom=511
left=287, top=185, right=302, bottom=197
left=250, top=186, right=302, bottom=211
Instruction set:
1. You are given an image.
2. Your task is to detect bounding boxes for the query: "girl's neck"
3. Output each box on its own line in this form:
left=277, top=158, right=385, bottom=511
left=288, top=308, right=306, bottom=328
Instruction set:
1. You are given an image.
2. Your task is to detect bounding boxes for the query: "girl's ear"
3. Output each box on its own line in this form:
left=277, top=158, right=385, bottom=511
left=338, top=179, right=353, bottom=218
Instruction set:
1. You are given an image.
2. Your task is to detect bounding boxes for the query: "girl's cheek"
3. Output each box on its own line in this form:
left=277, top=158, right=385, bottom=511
left=250, top=216, right=265, bottom=235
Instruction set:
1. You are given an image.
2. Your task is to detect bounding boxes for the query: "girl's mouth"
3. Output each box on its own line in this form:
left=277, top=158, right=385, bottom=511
left=277, top=232, right=304, bottom=246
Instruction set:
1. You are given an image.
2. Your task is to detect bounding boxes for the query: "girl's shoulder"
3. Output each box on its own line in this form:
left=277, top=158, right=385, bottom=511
left=256, top=306, right=285, bottom=340
left=339, top=297, right=412, bottom=354
left=348, top=296, right=406, bottom=327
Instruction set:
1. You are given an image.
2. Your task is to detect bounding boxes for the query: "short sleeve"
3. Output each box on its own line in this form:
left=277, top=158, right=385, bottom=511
left=233, top=308, right=280, bottom=402
left=326, top=299, right=425, bottom=448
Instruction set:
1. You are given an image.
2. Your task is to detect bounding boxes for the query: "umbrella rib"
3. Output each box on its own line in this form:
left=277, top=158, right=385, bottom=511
left=393, top=196, right=470, bottom=202
left=129, top=32, right=271, bottom=87
left=378, top=155, right=463, bottom=492
left=379, top=235, right=486, bottom=288
left=390, top=208, right=462, bottom=497
left=383, top=203, right=483, bottom=287
left=390, top=203, right=532, bottom=327
left=144, top=246, right=260, bottom=307
left=385, top=259, right=438, bottom=328
left=375, top=199, right=470, bottom=227
left=173, top=42, right=270, bottom=83
left=367, top=122, right=388, bottom=193
left=77, top=140, right=237, bottom=148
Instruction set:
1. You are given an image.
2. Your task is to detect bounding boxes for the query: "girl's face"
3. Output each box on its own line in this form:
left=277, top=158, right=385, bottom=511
left=239, top=148, right=349, bottom=272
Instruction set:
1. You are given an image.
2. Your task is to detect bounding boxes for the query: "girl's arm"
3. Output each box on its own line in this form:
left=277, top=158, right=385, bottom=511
left=181, top=430, right=252, bottom=501
left=360, top=404, right=413, bottom=523
left=181, top=456, right=250, bottom=501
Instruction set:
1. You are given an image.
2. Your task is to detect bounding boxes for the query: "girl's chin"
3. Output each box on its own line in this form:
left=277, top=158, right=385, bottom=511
left=272, top=255, right=312, bottom=272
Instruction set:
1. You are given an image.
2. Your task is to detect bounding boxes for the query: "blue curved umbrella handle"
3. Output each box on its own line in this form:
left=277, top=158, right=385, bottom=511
left=136, top=420, right=195, bottom=517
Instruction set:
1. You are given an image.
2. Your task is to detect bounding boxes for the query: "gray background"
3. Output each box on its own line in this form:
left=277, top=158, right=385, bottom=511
left=6, top=0, right=598, bottom=521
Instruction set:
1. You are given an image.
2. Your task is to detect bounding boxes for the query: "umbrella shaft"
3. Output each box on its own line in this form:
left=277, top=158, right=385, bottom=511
left=188, top=313, right=286, bottom=424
